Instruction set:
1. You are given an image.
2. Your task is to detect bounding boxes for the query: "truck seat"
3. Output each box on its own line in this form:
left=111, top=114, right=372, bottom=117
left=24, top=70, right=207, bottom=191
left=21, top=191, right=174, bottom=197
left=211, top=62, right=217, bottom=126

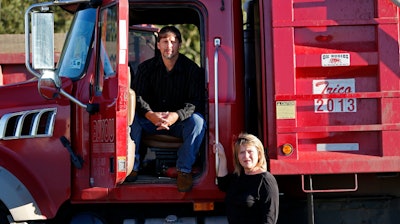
left=126, top=88, right=136, bottom=178
left=141, top=133, right=183, bottom=149
left=141, top=133, right=183, bottom=177
left=126, top=68, right=136, bottom=178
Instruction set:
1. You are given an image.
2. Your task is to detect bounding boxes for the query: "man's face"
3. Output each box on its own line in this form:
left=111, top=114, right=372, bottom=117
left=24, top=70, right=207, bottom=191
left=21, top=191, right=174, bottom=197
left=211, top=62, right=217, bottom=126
left=157, top=32, right=181, bottom=60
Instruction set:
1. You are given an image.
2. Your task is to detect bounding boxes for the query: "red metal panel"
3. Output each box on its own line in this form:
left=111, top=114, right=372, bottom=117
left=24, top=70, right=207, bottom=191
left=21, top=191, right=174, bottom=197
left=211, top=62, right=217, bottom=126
left=292, top=0, right=375, bottom=21
left=269, top=0, right=400, bottom=175
left=0, top=82, right=72, bottom=218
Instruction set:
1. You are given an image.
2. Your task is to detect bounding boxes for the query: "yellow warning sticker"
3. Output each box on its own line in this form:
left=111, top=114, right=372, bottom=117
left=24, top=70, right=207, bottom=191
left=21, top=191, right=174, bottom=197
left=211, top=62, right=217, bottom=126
left=276, top=101, right=296, bottom=119
left=117, top=156, right=127, bottom=172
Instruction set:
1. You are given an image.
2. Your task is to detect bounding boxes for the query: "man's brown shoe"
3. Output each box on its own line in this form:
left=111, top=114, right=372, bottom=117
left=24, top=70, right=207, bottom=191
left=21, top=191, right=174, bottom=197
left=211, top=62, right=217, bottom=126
left=177, top=171, right=193, bottom=192
left=126, top=171, right=138, bottom=182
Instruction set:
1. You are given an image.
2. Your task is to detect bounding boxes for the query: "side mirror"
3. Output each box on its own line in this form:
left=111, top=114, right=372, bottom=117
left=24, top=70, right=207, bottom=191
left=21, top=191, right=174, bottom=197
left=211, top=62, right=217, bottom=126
left=31, top=12, right=55, bottom=70
left=38, top=70, right=61, bottom=100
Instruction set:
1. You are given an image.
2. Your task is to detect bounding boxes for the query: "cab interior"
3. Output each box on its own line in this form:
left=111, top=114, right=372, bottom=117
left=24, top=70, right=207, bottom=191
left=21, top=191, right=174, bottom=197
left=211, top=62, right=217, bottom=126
left=126, top=2, right=207, bottom=183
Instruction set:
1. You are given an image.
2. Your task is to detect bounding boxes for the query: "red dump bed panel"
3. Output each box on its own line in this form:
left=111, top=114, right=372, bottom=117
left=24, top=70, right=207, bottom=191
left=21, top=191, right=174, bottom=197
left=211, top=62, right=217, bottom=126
left=268, top=0, right=400, bottom=174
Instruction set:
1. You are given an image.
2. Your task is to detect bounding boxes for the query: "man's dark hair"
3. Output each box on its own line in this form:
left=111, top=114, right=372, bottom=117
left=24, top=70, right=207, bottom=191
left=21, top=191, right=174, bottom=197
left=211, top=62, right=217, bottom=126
left=157, top=26, right=182, bottom=43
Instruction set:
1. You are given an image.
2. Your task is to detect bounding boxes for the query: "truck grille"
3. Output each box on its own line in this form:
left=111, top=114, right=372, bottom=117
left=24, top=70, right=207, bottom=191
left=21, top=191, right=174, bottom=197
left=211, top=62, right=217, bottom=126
left=0, top=108, right=57, bottom=140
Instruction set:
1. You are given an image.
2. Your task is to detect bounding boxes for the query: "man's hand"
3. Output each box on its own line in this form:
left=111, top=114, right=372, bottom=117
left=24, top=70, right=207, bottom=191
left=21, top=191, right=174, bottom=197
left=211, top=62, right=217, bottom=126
left=145, top=111, right=179, bottom=130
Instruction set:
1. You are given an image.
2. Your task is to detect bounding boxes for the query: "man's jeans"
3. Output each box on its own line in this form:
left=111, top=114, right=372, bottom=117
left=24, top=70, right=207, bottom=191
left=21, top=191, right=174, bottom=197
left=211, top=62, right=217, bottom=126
left=130, top=112, right=206, bottom=173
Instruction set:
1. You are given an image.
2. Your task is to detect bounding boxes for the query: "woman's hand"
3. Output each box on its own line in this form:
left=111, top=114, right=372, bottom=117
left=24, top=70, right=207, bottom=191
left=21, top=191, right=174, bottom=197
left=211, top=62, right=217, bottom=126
left=213, top=142, right=226, bottom=158
left=213, top=142, right=228, bottom=177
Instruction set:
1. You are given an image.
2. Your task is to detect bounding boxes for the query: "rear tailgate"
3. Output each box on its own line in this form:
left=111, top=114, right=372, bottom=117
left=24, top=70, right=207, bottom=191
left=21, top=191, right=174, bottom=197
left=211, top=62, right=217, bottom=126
left=267, top=0, right=400, bottom=174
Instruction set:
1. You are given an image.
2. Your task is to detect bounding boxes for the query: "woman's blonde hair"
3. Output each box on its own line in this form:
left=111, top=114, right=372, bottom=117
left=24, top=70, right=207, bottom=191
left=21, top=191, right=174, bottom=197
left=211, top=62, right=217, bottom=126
left=233, top=133, right=267, bottom=175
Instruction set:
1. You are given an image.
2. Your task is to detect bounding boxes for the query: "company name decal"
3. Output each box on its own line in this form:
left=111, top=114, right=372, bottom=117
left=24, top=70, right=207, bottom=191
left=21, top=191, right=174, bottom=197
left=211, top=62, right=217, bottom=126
left=313, top=79, right=356, bottom=113
left=93, top=118, right=115, bottom=143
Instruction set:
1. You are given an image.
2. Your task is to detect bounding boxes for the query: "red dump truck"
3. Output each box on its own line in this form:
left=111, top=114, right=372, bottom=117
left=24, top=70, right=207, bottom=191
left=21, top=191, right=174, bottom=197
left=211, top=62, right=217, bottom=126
left=1, top=0, right=400, bottom=223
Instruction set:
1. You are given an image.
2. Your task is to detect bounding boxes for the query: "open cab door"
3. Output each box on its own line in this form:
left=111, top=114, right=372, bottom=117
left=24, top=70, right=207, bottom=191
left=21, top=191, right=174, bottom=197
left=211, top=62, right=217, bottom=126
left=89, top=0, right=133, bottom=188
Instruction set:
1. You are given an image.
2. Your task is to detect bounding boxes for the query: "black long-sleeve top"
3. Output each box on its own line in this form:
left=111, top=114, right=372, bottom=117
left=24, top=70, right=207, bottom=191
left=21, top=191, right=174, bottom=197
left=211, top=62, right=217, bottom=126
left=132, top=54, right=204, bottom=121
left=217, top=172, right=279, bottom=224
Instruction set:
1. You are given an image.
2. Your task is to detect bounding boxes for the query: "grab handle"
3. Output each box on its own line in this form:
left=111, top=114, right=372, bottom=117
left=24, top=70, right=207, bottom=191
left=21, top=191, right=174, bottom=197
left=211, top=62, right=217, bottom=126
left=214, top=37, right=221, bottom=182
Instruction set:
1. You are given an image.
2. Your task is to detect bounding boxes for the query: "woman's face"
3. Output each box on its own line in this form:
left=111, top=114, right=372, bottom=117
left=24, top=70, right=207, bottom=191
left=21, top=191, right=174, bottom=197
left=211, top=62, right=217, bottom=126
left=238, top=144, right=259, bottom=173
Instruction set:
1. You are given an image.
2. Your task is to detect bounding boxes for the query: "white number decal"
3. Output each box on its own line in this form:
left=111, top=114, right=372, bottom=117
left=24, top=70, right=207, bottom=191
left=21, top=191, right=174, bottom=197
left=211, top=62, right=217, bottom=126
left=313, top=79, right=357, bottom=113
left=315, top=98, right=356, bottom=113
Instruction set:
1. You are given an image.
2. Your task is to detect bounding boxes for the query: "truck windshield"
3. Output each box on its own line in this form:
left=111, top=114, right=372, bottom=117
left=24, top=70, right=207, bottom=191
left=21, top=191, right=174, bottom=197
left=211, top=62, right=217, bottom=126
left=57, top=8, right=96, bottom=80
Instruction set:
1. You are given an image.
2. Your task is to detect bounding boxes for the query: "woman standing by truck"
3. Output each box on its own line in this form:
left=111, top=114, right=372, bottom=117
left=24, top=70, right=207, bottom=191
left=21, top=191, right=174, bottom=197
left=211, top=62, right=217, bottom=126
left=214, top=133, right=279, bottom=224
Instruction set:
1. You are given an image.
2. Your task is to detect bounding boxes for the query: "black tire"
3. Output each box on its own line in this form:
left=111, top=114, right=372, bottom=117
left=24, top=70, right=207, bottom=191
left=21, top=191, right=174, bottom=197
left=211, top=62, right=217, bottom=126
left=70, top=212, right=107, bottom=224
left=0, top=203, right=11, bottom=224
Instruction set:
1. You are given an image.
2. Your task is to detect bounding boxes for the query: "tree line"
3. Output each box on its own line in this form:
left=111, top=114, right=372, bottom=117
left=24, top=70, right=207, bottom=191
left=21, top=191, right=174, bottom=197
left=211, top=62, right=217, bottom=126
left=0, top=0, right=72, bottom=34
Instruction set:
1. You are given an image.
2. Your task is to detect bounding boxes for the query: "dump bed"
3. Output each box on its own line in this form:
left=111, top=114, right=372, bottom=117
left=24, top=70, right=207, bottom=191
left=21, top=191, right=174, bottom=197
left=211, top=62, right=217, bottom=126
left=0, top=34, right=65, bottom=85
left=265, top=0, right=400, bottom=175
